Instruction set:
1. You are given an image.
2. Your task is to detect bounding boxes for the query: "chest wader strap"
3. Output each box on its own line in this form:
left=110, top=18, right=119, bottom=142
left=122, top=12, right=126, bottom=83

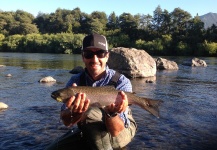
left=79, top=71, right=86, bottom=86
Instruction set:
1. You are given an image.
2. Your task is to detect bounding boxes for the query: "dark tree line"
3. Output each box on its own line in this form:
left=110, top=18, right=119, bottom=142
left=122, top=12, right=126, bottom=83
left=0, top=6, right=216, bottom=56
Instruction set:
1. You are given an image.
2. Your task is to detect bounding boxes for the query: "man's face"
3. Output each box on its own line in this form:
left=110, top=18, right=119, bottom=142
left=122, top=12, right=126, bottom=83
left=82, top=48, right=109, bottom=78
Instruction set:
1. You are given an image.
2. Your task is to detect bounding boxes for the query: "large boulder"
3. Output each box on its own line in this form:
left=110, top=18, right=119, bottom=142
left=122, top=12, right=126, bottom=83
left=156, top=57, right=179, bottom=70
left=108, top=47, right=156, bottom=78
left=182, top=57, right=207, bottom=67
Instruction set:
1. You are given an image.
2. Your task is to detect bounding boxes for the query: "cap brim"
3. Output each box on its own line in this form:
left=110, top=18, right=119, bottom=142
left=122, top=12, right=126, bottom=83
left=84, top=46, right=108, bottom=51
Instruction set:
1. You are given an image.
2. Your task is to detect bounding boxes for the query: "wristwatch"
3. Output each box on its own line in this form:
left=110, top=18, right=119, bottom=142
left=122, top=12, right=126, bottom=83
left=104, top=111, right=118, bottom=118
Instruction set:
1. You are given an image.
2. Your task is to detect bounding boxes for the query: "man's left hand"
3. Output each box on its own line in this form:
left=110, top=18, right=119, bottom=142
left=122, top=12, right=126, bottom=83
left=105, top=91, right=128, bottom=114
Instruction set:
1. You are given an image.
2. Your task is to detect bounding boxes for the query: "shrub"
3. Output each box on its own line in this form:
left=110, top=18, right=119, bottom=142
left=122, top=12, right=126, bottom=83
left=203, top=40, right=217, bottom=56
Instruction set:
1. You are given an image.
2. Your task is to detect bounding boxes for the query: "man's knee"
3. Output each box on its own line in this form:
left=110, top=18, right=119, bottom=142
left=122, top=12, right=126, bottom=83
left=111, top=122, right=136, bottom=149
left=85, top=107, right=104, bottom=123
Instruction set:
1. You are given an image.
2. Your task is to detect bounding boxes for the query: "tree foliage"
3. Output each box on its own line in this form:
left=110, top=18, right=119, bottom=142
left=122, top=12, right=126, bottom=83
left=0, top=6, right=216, bottom=56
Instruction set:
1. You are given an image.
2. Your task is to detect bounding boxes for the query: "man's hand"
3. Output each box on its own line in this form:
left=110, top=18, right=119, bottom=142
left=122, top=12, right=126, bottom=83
left=60, top=83, right=90, bottom=126
left=66, top=93, right=90, bottom=113
left=104, top=91, right=128, bottom=114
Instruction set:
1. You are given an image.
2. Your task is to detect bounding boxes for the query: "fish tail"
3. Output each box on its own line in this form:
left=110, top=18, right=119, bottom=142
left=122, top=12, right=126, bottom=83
left=139, top=98, right=163, bottom=118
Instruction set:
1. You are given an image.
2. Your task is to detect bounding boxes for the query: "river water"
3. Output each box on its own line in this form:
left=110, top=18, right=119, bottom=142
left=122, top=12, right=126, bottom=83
left=0, top=52, right=216, bottom=150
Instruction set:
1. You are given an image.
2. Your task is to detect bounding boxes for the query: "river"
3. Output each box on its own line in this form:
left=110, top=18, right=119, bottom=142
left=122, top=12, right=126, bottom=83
left=0, top=52, right=216, bottom=150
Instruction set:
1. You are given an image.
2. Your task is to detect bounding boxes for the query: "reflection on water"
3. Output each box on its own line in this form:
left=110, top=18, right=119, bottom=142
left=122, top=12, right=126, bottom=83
left=0, top=53, right=217, bottom=150
left=0, top=52, right=84, bottom=69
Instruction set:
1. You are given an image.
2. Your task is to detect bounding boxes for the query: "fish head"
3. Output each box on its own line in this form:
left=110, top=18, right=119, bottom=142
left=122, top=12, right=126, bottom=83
left=51, top=88, right=74, bottom=103
left=51, top=91, right=63, bottom=102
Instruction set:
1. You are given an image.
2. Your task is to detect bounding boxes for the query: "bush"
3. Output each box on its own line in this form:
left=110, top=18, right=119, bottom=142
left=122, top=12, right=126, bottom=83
left=135, top=38, right=164, bottom=55
left=107, top=33, right=130, bottom=48
left=135, top=39, right=145, bottom=49
left=1, top=34, right=23, bottom=52
left=0, top=34, right=5, bottom=48
left=175, top=41, right=192, bottom=56
left=0, top=34, right=5, bottom=41
left=202, top=40, right=217, bottom=56
left=0, top=33, right=85, bottom=53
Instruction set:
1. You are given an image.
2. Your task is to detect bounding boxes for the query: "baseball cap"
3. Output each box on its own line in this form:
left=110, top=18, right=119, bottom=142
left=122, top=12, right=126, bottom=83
left=82, top=33, right=108, bottom=51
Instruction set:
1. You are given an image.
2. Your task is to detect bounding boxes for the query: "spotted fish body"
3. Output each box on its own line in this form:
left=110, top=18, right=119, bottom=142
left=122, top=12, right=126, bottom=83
left=51, top=86, right=162, bottom=118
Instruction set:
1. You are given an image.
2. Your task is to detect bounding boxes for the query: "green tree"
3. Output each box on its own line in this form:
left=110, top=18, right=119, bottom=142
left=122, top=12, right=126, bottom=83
left=170, top=7, right=192, bottom=37
left=187, top=15, right=205, bottom=55
left=107, top=12, right=119, bottom=30
left=79, top=13, right=92, bottom=34
left=14, top=10, right=34, bottom=23
left=71, top=7, right=83, bottom=33
left=118, top=13, right=139, bottom=41
left=151, top=5, right=163, bottom=37
left=170, top=8, right=192, bottom=55
left=136, top=14, right=153, bottom=41
left=205, top=24, right=217, bottom=42
left=0, top=10, right=38, bottom=35
left=89, top=11, right=108, bottom=34
left=34, top=12, right=50, bottom=34
left=138, top=14, right=152, bottom=30
left=161, top=10, right=172, bottom=34
left=0, top=11, right=16, bottom=35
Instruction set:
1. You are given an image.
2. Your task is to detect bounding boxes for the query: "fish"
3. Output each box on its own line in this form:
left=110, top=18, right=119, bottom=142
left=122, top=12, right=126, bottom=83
left=51, top=86, right=163, bottom=118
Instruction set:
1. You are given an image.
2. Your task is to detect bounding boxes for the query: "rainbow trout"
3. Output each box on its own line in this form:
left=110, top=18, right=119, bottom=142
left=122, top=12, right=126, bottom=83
left=51, top=86, right=162, bottom=118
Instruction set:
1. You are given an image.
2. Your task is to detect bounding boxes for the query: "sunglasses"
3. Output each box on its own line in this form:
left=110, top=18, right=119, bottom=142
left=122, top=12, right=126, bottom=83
left=82, top=50, right=108, bottom=59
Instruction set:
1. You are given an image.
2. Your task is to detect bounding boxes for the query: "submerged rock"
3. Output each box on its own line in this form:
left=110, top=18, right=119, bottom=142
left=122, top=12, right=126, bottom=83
left=6, top=74, right=12, bottom=77
left=145, top=76, right=156, bottom=83
left=39, top=76, right=56, bottom=83
left=0, top=102, right=8, bottom=109
left=182, top=58, right=207, bottom=67
left=156, top=57, right=179, bottom=70
left=0, top=65, right=6, bottom=67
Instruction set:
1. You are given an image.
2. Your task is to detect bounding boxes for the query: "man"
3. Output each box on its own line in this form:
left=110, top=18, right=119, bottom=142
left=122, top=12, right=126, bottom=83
left=46, top=33, right=137, bottom=150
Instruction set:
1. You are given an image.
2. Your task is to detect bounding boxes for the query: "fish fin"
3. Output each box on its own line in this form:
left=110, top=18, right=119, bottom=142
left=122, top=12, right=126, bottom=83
left=90, top=86, right=116, bottom=90
left=104, top=85, right=116, bottom=89
left=140, top=98, right=163, bottom=118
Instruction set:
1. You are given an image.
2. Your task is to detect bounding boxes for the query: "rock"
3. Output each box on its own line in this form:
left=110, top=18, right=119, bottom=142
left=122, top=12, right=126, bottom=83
left=182, top=57, right=207, bottom=67
left=39, top=76, right=56, bottom=83
left=146, top=80, right=154, bottom=83
left=108, top=47, right=156, bottom=78
left=145, top=76, right=156, bottom=83
left=6, top=74, right=12, bottom=77
left=0, top=65, right=6, bottom=67
left=156, top=57, right=179, bottom=70
left=69, top=66, right=84, bottom=74
left=0, top=102, right=8, bottom=109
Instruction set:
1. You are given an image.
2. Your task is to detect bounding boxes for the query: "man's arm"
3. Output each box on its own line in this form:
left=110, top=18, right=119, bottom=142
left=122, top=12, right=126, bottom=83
left=104, top=91, right=128, bottom=137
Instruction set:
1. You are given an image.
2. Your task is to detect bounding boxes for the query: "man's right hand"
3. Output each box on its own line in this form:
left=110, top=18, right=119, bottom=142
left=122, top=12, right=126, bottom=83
left=60, top=84, right=90, bottom=127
